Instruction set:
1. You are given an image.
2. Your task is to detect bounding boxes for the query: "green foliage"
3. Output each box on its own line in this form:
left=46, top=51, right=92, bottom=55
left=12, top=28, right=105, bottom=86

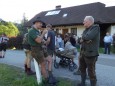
left=14, top=15, right=28, bottom=36
left=111, top=45, right=115, bottom=53
left=15, top=23, right=28, bottom=35
left=8, top=35, right=23, bottom=49
left=0, top=22, right=19, bottom=37
left=0, top=25, right=9, bottom=35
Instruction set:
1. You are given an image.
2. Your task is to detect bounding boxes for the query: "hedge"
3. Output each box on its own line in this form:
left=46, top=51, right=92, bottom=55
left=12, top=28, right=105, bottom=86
left=7, top=35, right=23, bottom=49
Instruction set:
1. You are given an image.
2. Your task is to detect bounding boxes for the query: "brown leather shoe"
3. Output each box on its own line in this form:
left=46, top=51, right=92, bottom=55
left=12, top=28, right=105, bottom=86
left=24, top=64, right=27, bottom=73
left=27, top=68, right=36, bottom=75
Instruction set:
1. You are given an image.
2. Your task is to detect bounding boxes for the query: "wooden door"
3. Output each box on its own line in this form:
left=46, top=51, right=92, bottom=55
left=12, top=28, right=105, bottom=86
left=62, top=29, right=68, bottom=39
left=63, top=29, right=68, bottom=35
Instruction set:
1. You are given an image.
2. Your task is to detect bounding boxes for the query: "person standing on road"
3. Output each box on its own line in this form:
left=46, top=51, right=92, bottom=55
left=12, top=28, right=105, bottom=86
left=78, top=16, right=100, bottom=86
left=22, top=33, right=35, bottom=75
left=28, top=18, right=48, bottom=83
left=45, top=24, right=57, bottom=83
left=103, top=32, right=113, bottom=54
left=0, top=33, right=9, bottom=58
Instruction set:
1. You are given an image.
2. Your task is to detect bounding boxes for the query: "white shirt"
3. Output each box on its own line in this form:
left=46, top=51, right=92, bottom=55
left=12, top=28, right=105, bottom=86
left=44, top=32, right=48, bottom=40
left=104, top=35, right=113, bottom=43
left=0, top=36, right=9, bottom=43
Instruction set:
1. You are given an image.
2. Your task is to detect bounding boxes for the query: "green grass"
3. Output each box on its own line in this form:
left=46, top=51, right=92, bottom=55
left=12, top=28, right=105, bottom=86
left=98, top=47, right=115, bottom=54
left=0, top=63, right=74, bottom=86
left=99, top=47, right=104, bottom=53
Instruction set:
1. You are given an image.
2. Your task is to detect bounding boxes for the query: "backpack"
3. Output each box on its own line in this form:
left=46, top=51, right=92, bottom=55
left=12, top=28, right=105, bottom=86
left=22, top=33, right=31, bottom=50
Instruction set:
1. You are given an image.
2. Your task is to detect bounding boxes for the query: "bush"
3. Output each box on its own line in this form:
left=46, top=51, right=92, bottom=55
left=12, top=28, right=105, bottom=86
left=0, top=22, right=19, bottom=37
left=8, top=35, right=23, bottom=49
left=111, top=45, right=115, bottom=53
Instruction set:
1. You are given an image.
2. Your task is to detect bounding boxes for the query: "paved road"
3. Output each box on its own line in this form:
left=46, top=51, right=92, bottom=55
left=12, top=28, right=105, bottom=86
left=97, top=57, right=115, bottom=67
left=0, top=50, right=115, bottom=86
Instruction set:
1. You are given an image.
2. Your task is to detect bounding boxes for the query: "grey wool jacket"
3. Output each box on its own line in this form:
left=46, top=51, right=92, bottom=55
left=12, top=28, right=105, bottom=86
left=81, top=24, right=100, bottom=57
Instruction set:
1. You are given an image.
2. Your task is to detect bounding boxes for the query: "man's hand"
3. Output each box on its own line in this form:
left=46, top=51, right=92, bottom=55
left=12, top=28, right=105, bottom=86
left=86, top=40, right=92, bottom=43
left=42, top=29, right=48, bottom=35
left=42, top=39, right=46, bottom=44
left=35, top=29, right=47, bottom=43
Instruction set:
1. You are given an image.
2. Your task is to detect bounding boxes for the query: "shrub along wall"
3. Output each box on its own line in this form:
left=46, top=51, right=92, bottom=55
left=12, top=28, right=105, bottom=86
left=7, top=35, right=23, bottom=49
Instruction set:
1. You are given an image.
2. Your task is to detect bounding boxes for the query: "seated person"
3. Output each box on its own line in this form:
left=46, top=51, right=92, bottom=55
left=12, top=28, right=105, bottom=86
left=56, top=35, right=77, bottom=60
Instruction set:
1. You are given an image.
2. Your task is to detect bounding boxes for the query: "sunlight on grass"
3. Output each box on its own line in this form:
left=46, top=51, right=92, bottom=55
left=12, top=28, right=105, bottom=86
left=11, top=47, right=16, bottom=50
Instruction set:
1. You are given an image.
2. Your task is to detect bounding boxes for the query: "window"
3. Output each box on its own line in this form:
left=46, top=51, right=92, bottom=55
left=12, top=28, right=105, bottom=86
left=56, top=29, right=59, bottom=34
left=71, top=28, right=77, bottom=35
left=45, top=10, right=61, bottom=16
left=63, top=14, right=67, bottom=17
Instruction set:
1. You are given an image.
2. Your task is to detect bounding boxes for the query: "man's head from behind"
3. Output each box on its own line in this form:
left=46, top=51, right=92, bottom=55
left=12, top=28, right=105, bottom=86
left=83, top=16, right=94, bottom=28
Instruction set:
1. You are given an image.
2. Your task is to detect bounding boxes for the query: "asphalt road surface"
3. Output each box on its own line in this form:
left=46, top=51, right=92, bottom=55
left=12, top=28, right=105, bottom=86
left=0, top=50, right=115, bottom=86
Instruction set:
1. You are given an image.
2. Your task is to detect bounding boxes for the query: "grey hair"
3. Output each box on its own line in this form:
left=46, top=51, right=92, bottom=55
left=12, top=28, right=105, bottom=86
left=84, top=16, right=94, bottom=24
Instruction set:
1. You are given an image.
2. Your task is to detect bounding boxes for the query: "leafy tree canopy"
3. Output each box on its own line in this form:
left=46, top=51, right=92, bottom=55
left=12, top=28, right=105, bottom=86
left=0, top=22, right=19, bottom=37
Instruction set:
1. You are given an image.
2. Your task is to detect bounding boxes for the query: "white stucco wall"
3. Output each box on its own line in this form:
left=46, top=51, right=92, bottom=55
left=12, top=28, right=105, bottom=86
left=111, top=25, right=115, bottom=35
left=68, top=28, right=71, bottom=33
left=59, top=29, right=62, bottom=33
left=64, top=25, right=85, bottom=37
left=77, top=25, right=85, bottom=37
left=54, top=25, right=85, bottom=37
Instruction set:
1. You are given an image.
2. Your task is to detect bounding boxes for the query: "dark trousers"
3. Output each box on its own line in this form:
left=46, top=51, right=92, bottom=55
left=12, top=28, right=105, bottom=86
left=0, top=43, right=7, bottom=51
left=79, top=55, right=97, bottom=80
left=104, top=42, right=111, bottom=54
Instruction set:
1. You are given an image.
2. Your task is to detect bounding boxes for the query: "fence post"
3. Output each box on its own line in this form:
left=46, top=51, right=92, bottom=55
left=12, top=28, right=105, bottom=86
left=33, top=58, right=42, bottom=84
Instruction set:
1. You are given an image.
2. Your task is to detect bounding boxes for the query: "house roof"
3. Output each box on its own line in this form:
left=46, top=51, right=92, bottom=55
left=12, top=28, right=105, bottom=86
left=25, top=2, right=115, bottom=27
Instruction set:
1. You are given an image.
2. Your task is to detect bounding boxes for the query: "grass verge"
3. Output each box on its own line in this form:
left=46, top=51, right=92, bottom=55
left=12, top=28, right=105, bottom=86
left=0, top=63, right=74, bottom=86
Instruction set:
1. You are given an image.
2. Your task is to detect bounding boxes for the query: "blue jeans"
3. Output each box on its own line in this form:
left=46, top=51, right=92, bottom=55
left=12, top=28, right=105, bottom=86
left=104, top=42, right=111, bottom=54
left=58, top=42, right=62, bottom=48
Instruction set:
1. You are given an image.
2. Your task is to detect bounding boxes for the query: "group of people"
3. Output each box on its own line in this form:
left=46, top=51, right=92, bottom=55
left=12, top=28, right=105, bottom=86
left=22, top=15, right=100, bottom=86
left=22, top=21, right=57, bottom=84
left=56, top=33, right=78, bottom=65
left=0, top=33, right=9, bottom=58
left=55, top=33, right=78, bottom=49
